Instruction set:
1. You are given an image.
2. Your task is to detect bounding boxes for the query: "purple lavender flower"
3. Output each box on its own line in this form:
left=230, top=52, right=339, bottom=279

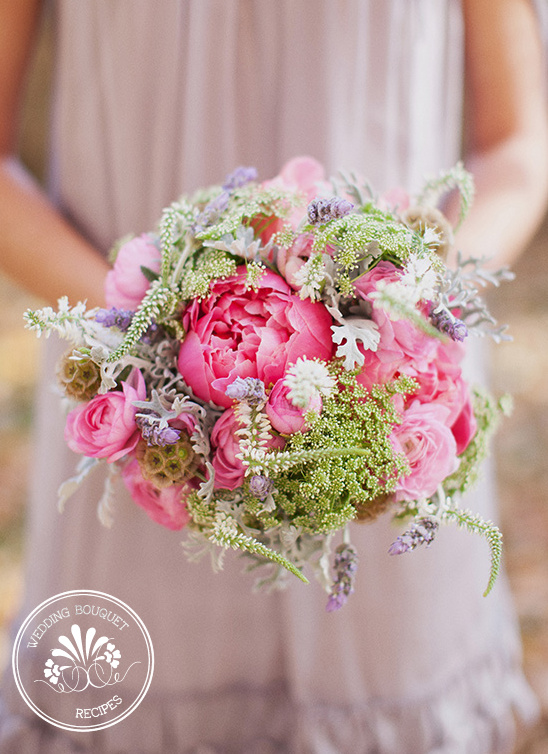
left=194, top=191, right=231, bottom=232
left=326, top=543, right=359, bottom=612
left=307, top=197, right=354, bottom=226
left=222, top=166, right=258, bottom=192
left=225, top=377, right=266, bottom=406
left=225, top=377, right=249, bottom=401
left=136, top=414, right=181, bottom=447
left=95, top=307, right=134, bottom=331
left=447, top=319, right=468, bottom=342
left=249, top=475, right=274, bottom=500
left=207, top=191, right=230, bottom=214
left=388, top=517, right=439, bottom=555
left=429, top=306, right=468, bottom=342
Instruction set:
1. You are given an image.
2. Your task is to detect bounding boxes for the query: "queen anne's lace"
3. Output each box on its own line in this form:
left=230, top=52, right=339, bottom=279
left=284, top=358, right=335, bottom=409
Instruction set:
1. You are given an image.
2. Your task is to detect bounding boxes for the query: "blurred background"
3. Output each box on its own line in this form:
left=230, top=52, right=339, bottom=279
left=0, top=15, right=547, bottom=753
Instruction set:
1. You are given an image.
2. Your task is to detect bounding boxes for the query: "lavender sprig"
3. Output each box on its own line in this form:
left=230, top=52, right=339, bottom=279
left=388, top=517, right=439, bottom=555
left=308, top=197, right=354, bottom=226
left=225, top=377, right=266, bottom=406
left=136, top=414, right=181, bottom=447
left=223, top=166, right=258, bottom=192
left=326, top=543, right=359, bottom=612
left=95, top=307, right=134, bottom=331
left=194, top=191, right=231, bottom=232
left=429, top=306, right=468, bottom=342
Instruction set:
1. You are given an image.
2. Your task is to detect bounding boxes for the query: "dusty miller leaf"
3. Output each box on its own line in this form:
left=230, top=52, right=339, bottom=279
left=58, top=457, right=102, bottom=513
left=330, top=318, right=380, bottom=369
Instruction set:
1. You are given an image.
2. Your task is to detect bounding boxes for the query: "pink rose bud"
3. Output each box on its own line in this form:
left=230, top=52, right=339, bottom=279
left=266, top=378, right=321, bottom=435
left=121, top=459, right=191, bottom=530
left=104, top=234, right=161, bottom=311
left=211, top=408, right=285, bottom=490
left=210, top=408, right=247, bottom=491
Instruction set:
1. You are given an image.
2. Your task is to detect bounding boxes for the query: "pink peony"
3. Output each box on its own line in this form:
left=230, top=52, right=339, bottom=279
left=65, top=370, right=146, bottom=463
left=104, top=234, right=161, bottom=310
left=210, top=407, right=285, bottom=490
left=121, top=459, right=191, bottom=530
left=390, top=400, right=459, bottom=502
left=177, top=267, right=334, bottom=408
left=266, top=378, right=321, bottom=435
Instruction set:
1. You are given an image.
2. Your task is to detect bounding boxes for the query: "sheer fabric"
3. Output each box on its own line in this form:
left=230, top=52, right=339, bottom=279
left=0, top=2, right=538, bottom=751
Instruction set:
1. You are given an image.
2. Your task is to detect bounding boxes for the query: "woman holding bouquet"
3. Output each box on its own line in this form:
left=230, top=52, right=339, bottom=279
left=0, top=1, right=547, bottom=752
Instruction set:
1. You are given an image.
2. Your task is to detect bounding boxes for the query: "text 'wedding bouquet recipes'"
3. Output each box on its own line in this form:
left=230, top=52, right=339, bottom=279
left=26, top=157, right=513, bottom=610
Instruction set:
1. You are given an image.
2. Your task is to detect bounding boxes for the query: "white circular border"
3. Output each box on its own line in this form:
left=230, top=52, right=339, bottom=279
left=12, top=589, right=154, bottom=733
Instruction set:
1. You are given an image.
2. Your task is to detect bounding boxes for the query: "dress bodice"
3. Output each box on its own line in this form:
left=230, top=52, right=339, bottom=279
left=50, top=0, right=463, bottom=249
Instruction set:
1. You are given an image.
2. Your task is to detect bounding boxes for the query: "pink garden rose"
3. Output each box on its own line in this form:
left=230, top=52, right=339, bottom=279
left=353, top=261, right=443, bottom=406
left=169, top=411, right=197, bottom=437
left=378, top=186, right=410, bottom=213
left=450, top=394, right=477, bottom=456
left=277, top=233, right=316, bottom=289
left=65, top=370, right=146, bottom=463
left=210, top=407, right=285, bottom=490
left=355, top=261, right=438, bottom=378
left=353, top=260, right=401, bottom=300
left=121, top=459, right=191, bottom=531
left=178, top=267, right=334, bottom=408
left=411, top=342, right=477, bottom=455
left=352, top=263, right=478, bottom=461
left=266, top=378, right=321, bottom=435
left=390, top=400, right=459, bottom=502
left=210, top=408, right=247, bottom=490
left=276, top=233, right=336, bottom=291
left=274, top=156, right=326, bottom=196
left=105, top=233, right=161, bottom=310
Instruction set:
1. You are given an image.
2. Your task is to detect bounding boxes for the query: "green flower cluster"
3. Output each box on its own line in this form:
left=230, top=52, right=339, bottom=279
left=309, top=207, right=425, bottom=297
left=183, top=367, right=417, bottom=575
left=272, top=369, right=415, bottom=533
left=179, top=249, right=238, bottom=301
left=195, top=185, right=299, bottom=242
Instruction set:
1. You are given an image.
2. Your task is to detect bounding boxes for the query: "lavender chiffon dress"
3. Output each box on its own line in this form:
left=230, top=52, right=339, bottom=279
left=0, top=1, right=539, bottom=752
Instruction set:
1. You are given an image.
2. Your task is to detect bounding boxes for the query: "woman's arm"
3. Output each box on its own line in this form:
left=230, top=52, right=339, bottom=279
left=449, top=0, right=548, bottom=267
left=0, top=0, right=110, bottom=307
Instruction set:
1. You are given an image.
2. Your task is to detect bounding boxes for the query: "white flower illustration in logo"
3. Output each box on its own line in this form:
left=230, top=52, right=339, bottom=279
left=43, top=658, right=62, bottom=685
left=102, top=643, right=121, bottom=669
left=36, top=624, right=139, bottom=694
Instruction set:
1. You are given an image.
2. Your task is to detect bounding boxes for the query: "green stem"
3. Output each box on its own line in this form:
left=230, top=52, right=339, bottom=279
left=246, top=540, right=309, bottom=584
left=246, top=446, right=373, bottom=473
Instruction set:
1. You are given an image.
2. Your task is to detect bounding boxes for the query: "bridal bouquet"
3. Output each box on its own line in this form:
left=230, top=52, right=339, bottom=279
left=26, top=157, right=512, bottom=610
